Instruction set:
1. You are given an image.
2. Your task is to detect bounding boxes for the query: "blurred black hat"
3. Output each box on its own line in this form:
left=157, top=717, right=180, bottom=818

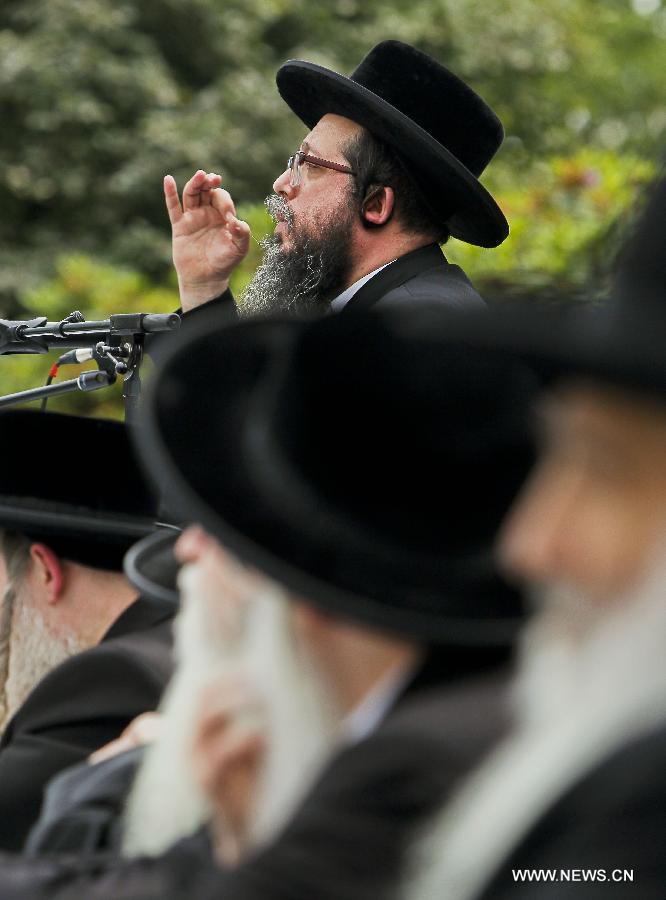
left=276, top=40, right=508, bottom=248
left=457, top=170, right=666, bottom=399
left=133, top=307, right=539, bottom=646
left=0, top=410, right=158, bottom=571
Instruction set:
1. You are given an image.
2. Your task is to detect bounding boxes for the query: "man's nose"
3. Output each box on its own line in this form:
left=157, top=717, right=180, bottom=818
left=174, top=524, right=213, bottom=564
left=495, top=471, right=574, bottom=587
left=273, top=166, right=296, bottom=198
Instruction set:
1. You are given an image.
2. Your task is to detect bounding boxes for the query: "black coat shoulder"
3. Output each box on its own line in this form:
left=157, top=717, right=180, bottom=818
left=344, top=243, right=486, bottom=314
left=0, top=671, right=508, bottom=899
left=480, top=725, right=666, bottom=900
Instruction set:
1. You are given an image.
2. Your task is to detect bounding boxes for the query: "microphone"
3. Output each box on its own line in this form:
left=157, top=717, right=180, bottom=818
left=55, top=348, right=95, bottom=366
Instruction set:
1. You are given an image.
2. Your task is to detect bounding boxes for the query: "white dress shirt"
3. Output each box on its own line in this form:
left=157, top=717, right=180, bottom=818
left=343, top=662, right=416, bottom=746
left=329, top=262, right=394, bottom=312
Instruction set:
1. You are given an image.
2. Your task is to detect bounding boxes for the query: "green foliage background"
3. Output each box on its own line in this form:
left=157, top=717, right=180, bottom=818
left=1, top=0, right=665, bottom=416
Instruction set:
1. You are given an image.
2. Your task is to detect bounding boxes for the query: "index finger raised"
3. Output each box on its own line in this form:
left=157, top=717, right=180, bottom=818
left=164, top=175, right=183, bottom=225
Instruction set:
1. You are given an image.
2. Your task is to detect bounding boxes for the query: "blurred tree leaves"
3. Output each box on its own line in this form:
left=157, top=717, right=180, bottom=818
left=1, top=0, right=665, bottom=306
left=446, top=149, right=656, bottom=301
left=0, top=0, right=665, bottom=416
left=1, top=255, right=178, bottom=419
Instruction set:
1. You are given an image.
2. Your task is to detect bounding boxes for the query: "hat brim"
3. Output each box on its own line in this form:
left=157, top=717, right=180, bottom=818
left=460, top=301, right=666, bottom=400
left=0, top=502, right=155, bottom=542
left=124, top=528, right=182, bottom=605
left=277, top=61, right=509, bottom=248
left=0, top=501, right=155, bottom=570
left=136, top=309, right=529, bottom=648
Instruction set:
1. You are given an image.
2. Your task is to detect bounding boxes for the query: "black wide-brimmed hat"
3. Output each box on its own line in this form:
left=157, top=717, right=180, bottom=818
left=133, top=306, right=540, bottom=646
left=452, top=169, right=666, bottom=399
left=276, top=40, right=508, bottom=248
left=0, top=410, right=159, bottom=571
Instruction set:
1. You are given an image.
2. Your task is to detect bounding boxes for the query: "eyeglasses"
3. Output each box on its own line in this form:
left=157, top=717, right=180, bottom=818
left=287, top=150, right=356, bottom=187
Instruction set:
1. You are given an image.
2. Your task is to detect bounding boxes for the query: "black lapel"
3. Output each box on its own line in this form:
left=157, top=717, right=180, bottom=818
left=342, top=243, right=445, bottom=312
left=101, top=595, right=175, bottom=642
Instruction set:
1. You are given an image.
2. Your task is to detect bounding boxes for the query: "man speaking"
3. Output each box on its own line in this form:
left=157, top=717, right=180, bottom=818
left=164, top=40, right=508, bottom=318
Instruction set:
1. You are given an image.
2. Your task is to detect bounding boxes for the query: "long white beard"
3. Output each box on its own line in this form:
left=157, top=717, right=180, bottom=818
left=121, top=578, right=215, bottom=855
left=509, top=581, right=612, bottom=731
left=405, top=543, right=666, bottom=900
left=512, top=548, right=666, bottom=732
left=242, top=593, right=341, bottom=852
left=0, top=599, right=83, bottom=733
left=122, top=561, right=340, bottom=858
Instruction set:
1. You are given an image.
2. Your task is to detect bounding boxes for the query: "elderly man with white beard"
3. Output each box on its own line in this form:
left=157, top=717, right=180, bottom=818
left=405, top=174, right=666, bottom=900
left=0, top=411, right=175, bottom=852
left=0, top=305, right=540, bottom=898
left=119, top=526, right=345, bottom=861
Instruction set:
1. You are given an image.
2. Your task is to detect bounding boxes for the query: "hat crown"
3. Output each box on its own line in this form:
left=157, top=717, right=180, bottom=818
left=0, top=411, right=155, bottom=520
left=145, top=311, right=536, bottom=646
left=263, top=321, right=534, bottom=556
left=350, top=40, right=503, bottom=177
left=0, top=411, right=157, bottom=569
left=277, top=40, right=508, bottom=246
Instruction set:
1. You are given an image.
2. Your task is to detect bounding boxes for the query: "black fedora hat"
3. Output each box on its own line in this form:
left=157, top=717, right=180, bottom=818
left=0, top=410, right=159, bottom=571
left=276, top=40, right=508, bottom=248
left=134, top=306, right=540, bottom=646
left=453, top=169, right=666, bottom=399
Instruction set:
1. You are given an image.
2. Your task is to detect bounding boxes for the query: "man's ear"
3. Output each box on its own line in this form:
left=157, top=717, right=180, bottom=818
left=361, top=185, right=395, bottom=227
left=29, top=544, right=65, bottom=605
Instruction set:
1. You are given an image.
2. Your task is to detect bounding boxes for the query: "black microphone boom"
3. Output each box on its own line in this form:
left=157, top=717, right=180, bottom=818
left=0, top=312, right=180, bottom=355
left=0, top=311, right=180, bottom=420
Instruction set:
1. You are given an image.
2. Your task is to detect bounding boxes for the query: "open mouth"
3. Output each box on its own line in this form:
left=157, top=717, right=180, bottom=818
left=265, top=193, right=294, bottom=228
left=275, top=208, right=293, bottom=228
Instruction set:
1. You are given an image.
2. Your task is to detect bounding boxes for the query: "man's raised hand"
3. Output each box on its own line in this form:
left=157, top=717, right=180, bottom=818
left=164, top=171, right=251, bottom=313
left=191, top=676, right=266, bottom=866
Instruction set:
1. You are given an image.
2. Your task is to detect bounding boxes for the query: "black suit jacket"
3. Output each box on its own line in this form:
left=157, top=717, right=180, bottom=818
left=476, top=724, right=666, bottom=900
left=25, top=646, right=507, bottom=859
left=49, top=716, right=657, bottom=900
left=0, top=651, right=510, bottom=898
left=173, top=243, right=484, bottom=324
left=0, top=596, right=174, bottom=851
left=342, top=243, right=486, bottom=313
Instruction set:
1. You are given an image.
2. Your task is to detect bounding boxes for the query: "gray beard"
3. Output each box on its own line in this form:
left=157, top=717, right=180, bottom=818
left=238, top=194, right=355, bottom=319
left=0, top=596, right=83, bottom=733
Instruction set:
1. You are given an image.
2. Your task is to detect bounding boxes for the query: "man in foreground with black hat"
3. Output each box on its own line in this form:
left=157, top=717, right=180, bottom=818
left=0, top=305, right=538, bottom=898
left=164, top=40, right=507, bottom=318
left=0, top=410, right=175, bottom=851
left=405, top=175, right=666, bottom=900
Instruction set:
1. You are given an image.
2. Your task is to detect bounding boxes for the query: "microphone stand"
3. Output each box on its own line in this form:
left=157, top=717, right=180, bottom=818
left=0, top=311, right=180, bottom=420
left=0, top=370, right=115, bottom=410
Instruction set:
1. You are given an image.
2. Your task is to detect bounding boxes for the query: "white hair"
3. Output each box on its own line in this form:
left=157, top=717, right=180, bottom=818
left=122, top=557, right=340, bottom=858
left=0, top=531, right=82, bottom=732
